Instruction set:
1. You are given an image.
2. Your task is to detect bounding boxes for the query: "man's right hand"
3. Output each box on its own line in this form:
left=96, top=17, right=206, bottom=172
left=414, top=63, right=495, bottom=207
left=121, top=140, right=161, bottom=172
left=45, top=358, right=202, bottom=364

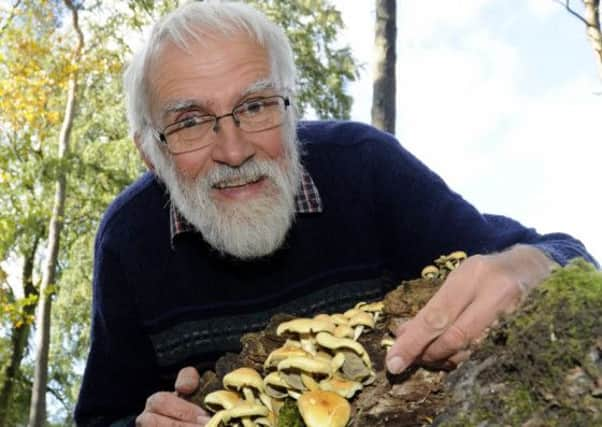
left=135, top=367, right=211, bottom=426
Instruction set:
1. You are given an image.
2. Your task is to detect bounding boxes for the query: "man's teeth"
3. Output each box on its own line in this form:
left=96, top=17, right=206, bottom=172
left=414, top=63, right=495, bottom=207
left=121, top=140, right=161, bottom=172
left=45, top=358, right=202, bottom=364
left=213, top=176, right=261, bottom=189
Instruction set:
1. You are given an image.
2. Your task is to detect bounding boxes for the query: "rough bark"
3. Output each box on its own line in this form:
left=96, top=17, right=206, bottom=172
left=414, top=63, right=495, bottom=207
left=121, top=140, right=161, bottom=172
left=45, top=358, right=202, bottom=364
left=189, top=259, right=601, bottom=426
left=584, top=0, right=602, bottom=81
left=371, top=0, right=397, bottom=134
left=27, top=1, right=83, bottom=425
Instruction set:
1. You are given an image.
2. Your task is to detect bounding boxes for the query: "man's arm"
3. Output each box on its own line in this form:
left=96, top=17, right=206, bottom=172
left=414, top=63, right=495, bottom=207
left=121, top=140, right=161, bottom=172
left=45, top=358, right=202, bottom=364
left=345, top=121, right=596, bottom=374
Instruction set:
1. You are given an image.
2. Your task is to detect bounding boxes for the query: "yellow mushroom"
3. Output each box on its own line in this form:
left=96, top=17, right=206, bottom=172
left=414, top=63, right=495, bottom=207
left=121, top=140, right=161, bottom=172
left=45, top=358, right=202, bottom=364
left=297, top=390, right=350, bottom=427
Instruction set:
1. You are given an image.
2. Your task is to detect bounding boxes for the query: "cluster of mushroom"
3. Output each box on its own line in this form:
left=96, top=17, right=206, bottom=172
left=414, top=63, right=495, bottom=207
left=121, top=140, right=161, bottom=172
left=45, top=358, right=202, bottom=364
left=420, top=251, right=467, bottom=280
left=203, top=301, right=385, bottom=427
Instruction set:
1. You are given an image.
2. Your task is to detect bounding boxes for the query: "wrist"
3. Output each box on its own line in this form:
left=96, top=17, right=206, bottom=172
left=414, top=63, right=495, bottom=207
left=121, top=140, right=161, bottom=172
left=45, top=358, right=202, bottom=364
left=488, top=244, right=556, bottom=293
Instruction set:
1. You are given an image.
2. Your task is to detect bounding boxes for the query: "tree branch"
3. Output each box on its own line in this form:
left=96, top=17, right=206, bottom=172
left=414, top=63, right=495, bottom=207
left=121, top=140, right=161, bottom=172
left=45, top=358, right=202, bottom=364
left=0, top=0, right=23, bottom=37
left=553, top=0, right=590, bottom=25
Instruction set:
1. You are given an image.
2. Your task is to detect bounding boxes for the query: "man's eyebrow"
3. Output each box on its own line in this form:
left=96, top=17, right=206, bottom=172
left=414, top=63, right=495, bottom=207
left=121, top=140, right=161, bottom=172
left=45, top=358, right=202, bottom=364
left=240, top=79, right=275, bottom=97
left=160, top=99, right=207, bottom=123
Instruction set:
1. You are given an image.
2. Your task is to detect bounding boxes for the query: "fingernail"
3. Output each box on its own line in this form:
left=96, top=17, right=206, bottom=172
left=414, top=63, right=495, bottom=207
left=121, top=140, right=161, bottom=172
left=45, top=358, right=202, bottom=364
left=386, top=356, right=406, bottom=374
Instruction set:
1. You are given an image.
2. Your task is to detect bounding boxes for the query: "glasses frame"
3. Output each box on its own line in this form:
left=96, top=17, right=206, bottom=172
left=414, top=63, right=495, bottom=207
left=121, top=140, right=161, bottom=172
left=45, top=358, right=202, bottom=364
left=154, top=95, right=290, bottom=154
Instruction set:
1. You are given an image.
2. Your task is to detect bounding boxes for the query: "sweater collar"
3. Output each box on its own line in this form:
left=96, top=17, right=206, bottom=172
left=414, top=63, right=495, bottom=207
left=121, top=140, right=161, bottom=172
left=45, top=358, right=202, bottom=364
left=169, top=166, right=322, bottom=240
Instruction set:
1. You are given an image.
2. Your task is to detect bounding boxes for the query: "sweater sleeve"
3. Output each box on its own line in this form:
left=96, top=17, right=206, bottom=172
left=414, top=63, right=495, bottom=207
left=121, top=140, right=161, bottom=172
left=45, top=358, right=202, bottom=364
left=74, top=229, right=161, bottom=426
left=362, top=126, right=598, bottom=274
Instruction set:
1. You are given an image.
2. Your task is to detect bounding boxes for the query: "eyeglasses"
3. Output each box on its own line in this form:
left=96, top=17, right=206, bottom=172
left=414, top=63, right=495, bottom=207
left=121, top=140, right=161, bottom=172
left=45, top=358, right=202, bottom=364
left=155, top=95, right=290, bottom=154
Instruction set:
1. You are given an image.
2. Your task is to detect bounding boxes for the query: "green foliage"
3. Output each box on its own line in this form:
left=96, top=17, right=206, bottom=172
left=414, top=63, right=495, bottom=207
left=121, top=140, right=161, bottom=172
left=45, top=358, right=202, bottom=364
left=247, top=0, right=358, bottom=118
left=278, top=398, right=306, bottom=427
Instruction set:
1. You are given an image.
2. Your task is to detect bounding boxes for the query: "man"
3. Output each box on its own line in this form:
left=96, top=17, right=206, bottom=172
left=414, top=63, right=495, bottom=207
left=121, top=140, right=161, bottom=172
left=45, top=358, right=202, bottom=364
left=74, top=2, right=596, bottom=426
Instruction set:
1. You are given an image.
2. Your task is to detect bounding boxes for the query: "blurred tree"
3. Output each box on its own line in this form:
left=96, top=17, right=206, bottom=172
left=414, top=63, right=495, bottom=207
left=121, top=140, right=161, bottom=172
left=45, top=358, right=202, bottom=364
left=0, top=0, right=358, bottom=423
left=27, top=0, right=83, bottom=423
left=372, top=0, right=397, bottom=133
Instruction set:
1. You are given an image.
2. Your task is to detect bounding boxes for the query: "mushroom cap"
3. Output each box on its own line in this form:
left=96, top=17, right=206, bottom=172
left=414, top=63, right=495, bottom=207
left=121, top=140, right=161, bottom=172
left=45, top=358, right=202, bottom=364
left=347, top=311, right=375, bottom=328
left=277, top=356, right=332, bottom=376
left=264, top=344, right=311, bottom=369
left=448, top=250, right=467, bottom=261
left=313, top=313, right=332, bottom=322
left=204, top=390, right=242, bottom=412
left=297, top=390, right=351, bottom=427
left=333, top=324, right=354, bottom=339
left=342, top=308, right=363, bottom=319
left=223, top=401, right=269, bottom=423
left=319, top=375, right=363, bottom=399
left=223, top=367, right=265, bottom=393
left=421, top=265, right=439, bottom=279
left=276, top=318, right=335, bottom=336
left=355, top=300, right=384, bottom=313
left=330, top=314, right=349, bottom=325
left=315, top=333, right=369, bottom=360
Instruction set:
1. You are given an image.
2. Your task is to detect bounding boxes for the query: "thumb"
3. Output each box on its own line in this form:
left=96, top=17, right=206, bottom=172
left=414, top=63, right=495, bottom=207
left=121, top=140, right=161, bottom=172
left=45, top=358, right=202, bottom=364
left=175, top=366, right=200, bottom=395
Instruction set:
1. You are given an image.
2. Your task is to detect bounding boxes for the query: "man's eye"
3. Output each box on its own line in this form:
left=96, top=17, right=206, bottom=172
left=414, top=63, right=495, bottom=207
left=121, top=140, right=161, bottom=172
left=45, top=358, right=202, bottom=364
left=181, top=117, right=199, bottom=128
left=245, top=101, right=264, bottom=114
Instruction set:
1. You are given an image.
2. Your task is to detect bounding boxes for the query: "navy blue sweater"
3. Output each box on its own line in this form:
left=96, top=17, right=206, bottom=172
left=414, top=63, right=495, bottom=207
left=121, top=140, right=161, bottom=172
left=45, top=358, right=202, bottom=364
left=75, top=121, right=595, bottom=426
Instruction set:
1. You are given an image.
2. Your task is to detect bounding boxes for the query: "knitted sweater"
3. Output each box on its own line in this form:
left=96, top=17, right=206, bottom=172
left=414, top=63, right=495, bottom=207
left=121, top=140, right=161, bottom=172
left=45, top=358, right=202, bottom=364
left=74, top=121, right=595, bottom=426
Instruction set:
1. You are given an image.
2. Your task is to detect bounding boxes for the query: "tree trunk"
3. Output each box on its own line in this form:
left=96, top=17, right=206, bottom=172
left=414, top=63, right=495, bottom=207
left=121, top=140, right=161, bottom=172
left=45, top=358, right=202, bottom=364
left=583, top=0, right=602, bottom=81
left=371, top=0, right=397, bottom=134
left=0, top=239, right=39, bottom=426
left=28, top=2, right=83, bottom=425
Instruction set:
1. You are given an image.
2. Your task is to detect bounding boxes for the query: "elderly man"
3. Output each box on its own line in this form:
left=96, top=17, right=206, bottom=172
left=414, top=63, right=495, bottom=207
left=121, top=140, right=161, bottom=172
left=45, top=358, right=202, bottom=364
left=75, top=2, right=596, bottom=426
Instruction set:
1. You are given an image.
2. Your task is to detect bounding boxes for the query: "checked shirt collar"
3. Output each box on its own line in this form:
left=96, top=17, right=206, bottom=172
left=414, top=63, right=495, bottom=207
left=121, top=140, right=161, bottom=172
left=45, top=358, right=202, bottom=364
left=169, top=166, right=323, bottom=241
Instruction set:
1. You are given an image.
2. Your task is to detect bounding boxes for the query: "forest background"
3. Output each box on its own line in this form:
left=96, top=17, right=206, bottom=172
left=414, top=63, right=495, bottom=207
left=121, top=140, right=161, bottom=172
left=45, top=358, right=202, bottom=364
left=0, top=0, right=600, bottom=425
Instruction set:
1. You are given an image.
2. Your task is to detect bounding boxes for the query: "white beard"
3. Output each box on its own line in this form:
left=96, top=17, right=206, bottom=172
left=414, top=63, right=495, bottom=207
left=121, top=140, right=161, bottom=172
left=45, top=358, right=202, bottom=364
left=147, top=126, right=302, bottom=259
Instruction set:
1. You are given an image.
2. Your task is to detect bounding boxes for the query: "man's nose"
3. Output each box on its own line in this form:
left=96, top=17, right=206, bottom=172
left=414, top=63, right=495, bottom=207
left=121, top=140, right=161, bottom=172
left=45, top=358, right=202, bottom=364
left=209, top=115, right=255, bottom=167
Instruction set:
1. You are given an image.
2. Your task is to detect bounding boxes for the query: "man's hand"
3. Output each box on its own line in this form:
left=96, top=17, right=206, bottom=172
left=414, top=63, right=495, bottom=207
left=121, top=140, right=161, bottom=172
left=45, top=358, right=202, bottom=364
left=385, top=245, right=555, bottom=374
left=136, top=367, right=211, bottom=426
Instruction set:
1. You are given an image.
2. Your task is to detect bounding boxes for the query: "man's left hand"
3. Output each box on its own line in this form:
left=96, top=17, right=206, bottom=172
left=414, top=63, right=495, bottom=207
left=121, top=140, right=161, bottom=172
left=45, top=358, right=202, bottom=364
left=385, top=245, right=555, bottom=374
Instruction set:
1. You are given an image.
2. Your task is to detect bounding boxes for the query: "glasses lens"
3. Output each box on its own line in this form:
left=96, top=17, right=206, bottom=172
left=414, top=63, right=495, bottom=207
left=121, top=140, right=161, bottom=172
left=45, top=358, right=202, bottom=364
left=237, top=97, right=286, bottom=132
left=165, top=117, right=214, bottom=153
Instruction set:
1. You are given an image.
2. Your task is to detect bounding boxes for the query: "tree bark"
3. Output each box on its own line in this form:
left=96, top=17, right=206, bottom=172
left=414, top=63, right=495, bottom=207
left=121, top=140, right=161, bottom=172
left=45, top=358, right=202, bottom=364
left=371, top=0, right=397, bottom=134
left=0, top=239, right=39, bottom=427
left=28, top=1, right=83, bottom=425
left=583, top=0, right=602, bottom=81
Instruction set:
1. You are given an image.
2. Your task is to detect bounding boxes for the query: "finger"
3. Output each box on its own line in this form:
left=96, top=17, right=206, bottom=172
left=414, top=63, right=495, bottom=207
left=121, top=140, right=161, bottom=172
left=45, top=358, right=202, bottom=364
left=136, top=411, right=206, bottom=426
left=419, top=349, right=472, bottom=370
left=418, top=323, right=469, bottom=363
left=175, top=367, right=201, bottom=395
left=145, top=391, right=207, bottom=422
left=420, top=275, right=516, bottom=363
left=385, top=268, right=476, bottom=374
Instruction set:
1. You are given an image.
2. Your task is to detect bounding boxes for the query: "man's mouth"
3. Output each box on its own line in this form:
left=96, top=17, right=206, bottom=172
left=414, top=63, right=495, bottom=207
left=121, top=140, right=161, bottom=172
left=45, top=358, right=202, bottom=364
left=212, top=175, right=265, bottom=189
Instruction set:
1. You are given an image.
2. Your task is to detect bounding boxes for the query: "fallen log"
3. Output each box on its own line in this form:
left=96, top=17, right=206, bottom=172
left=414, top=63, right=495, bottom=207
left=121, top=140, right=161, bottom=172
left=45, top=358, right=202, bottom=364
left=188, top=259, right=601, bottom=426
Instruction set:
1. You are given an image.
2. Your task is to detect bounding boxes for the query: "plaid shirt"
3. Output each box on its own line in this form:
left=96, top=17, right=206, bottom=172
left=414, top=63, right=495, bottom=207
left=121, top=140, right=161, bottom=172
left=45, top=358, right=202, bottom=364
left=169, top=166, right=323, bottom=240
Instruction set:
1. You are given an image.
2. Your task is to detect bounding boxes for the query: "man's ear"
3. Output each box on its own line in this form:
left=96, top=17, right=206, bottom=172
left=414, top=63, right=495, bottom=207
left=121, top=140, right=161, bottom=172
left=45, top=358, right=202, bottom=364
left=134, top=132, right=155, bottom=171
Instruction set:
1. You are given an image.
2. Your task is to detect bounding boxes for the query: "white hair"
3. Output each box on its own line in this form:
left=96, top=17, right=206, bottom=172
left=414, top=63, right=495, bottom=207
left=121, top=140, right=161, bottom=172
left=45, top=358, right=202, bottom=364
left=123, top=0, right=297, bottom=143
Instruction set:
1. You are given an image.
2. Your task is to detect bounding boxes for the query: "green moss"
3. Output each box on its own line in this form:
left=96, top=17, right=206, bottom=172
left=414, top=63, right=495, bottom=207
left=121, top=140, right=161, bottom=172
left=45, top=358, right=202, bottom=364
left=277, top=398, right=306, bottom=427
left=442, top=259, right=602, bottom=426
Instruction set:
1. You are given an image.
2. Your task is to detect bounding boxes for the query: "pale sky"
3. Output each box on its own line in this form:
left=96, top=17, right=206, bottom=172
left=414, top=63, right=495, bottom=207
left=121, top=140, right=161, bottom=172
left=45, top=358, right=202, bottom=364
left=333, top=0, right=601, bottom=263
